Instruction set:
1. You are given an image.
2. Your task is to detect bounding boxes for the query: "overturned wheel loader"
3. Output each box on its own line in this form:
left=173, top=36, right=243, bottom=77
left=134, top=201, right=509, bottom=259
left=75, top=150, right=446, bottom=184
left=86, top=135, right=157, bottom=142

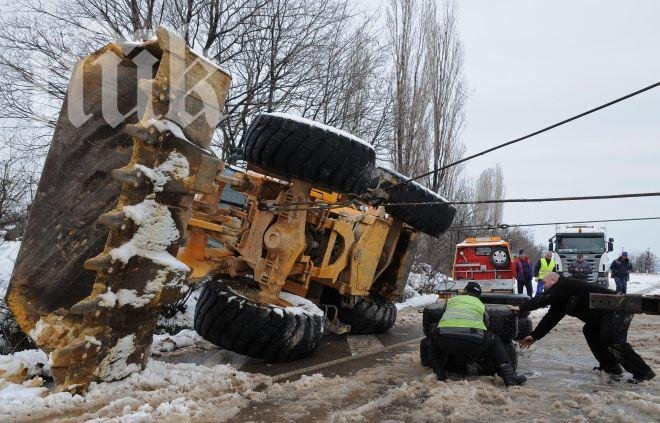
left=5, top=27, right=456, bottom=391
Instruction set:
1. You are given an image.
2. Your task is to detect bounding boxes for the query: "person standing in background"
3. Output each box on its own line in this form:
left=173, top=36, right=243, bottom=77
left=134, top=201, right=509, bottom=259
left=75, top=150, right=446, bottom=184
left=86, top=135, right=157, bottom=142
left=534, top=251, right=556, bottom=296
left=569, top=254, right=592, bottom=280
left=514, top=249, right=534, bottom=297
left=610, top=252, right=633, bottom=294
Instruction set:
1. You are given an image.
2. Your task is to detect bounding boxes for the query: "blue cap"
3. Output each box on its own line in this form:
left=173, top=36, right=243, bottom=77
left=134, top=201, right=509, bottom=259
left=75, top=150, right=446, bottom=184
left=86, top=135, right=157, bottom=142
left=621, top=251, right=628, bottom=257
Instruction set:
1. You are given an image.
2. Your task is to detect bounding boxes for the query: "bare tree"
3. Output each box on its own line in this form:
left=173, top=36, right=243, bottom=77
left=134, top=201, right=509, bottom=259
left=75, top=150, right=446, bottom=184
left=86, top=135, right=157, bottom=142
left=387, top=0, right=431, bottom=176
left=633, top=249, right=657, bottom=274
left=0, top=0, right=387, bottom=159
left=472, top=164, right=505, bottom=227
left=423, top=1, right=466, bottom=197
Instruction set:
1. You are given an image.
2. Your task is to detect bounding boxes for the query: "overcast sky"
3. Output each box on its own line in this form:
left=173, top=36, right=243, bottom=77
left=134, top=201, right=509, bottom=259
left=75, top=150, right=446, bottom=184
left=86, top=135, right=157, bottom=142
left=362, top=0, right=660, bottom=258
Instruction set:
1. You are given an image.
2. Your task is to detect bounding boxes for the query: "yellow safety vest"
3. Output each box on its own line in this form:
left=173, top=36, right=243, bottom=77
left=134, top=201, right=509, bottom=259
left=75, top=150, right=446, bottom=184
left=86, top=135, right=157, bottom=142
left=538, top=258, right=555, bottom=280
left=438, top=295, right=487, bottom=331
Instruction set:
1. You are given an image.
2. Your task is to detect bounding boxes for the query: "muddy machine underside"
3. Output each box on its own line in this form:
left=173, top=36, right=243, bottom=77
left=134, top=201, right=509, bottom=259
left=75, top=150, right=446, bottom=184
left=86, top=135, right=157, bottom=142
left=6, top=28, right=455, bottom=391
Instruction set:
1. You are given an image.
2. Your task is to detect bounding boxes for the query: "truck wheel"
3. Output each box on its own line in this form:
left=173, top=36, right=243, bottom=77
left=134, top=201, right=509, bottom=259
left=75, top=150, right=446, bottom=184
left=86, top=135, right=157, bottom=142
left=420, top=337, right=432, bottom=367
left=422, top=303, right=446, bottom=337
left=194, top=279, right=325, bottom=362
left=484, top=304, right=518, bottom=342
left=489, top=247, right=511, bottom=269
left=338, top=295, right=397, bottom=334
left=375, top=168, right=456, bottom=237
left=423, top=303, right=518, bottom=342
left=480, top=293, right=531, bottom=306
left=242, top=113, right=376, bottom=194
left=515, top=316, right=533, bottom=340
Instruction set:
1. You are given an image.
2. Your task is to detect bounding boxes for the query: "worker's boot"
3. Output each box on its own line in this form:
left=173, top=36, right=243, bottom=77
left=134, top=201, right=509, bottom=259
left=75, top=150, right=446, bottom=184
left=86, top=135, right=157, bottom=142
left=497, top=363, right=527, bottom=387
left=628, top=370, right=656, bottom=384
left=434, top=367, right=447, bottom=381
left=593, top=365, right=623, bottom=381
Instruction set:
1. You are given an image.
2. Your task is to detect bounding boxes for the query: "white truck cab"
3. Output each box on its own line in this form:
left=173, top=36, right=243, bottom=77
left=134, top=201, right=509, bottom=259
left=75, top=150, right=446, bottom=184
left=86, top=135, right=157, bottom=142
left=548, top=225, right=614, bottom=287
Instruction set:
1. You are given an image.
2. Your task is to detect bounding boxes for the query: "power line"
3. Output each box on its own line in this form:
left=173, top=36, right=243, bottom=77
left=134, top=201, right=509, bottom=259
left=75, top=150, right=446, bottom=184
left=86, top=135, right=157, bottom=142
left=449, top=216, right=660, bottom=231
left=262, top=191, right=660, bottom=211
left=382, top=191, right=660, bottom=207
left=386, top=81, right=660, bottom=191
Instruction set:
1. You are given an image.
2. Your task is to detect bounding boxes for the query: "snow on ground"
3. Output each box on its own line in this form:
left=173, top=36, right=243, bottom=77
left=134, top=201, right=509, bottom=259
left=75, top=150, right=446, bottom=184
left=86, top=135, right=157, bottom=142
left=616, top=273, right=660, bottom=295
left=0, top=242, right=658, bottom=421
left=236, top=315, right=660, bottom=422
left=0, top=359, right=270, bottom=422
left=0, top=241, right=20, bottom=298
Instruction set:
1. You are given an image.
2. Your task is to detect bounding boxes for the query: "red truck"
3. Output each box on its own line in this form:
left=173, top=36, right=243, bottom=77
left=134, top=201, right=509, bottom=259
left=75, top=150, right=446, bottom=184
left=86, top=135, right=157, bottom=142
left=451, top=236, right=516, bottom=293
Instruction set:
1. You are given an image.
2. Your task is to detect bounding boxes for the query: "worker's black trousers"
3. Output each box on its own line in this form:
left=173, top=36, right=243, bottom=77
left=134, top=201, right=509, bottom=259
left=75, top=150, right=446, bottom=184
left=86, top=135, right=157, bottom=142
left=517, top=280, right=533, bottom=297
left=428, top=327, right=509, bottom=373
left=583, top=312, right=652, bottom=377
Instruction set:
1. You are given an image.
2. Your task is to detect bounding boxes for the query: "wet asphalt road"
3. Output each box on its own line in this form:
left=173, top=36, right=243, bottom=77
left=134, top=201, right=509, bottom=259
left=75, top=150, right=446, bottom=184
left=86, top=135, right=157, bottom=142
left=161, top=308, right=426, bottom=377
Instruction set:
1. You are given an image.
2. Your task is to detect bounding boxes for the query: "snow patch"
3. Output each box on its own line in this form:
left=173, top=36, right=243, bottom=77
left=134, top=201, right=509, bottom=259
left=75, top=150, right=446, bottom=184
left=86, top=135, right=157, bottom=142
left=278, top=291, right=324, bottom=317
left=117, top=289, right=152, bottom=308
left=396, top=293, right=439, bottom=310
left=95, top=335, right=140, bottom=382
left=98, top=287, right=118, bottom=308
left=151, top=329, right=206, bottom=355
left=0, top=241, right=20, bottom=298
left=135, top=148, right=189, bottom=192
left=264, top=112, right=373, bottom=150
left=109, top=198, right=189, bottom=272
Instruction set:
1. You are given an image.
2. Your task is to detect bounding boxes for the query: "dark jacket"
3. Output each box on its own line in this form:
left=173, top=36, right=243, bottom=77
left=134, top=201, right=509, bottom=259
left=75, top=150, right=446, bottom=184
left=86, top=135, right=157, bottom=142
left=518, top=277, right=615, bottom=340
left=610, top=259, right=633, bottom=281
left=534, top=258, right=556, bottom=278
left=568, top=260, right=592, bottom=280
left=514, top=258, right=534, bottom=283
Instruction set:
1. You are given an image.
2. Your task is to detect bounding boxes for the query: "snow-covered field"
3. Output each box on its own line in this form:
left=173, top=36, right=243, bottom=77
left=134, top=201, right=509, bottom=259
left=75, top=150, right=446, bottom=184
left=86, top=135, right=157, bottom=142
left=0, top=241, right=658, bottom=421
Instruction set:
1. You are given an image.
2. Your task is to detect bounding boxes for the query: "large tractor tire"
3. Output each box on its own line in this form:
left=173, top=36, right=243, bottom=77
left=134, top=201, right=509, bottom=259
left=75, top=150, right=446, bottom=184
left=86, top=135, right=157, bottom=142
left=337, top=295, right=397, bottom=334
left=242, top=113, right=376, bottom=194
left=422, top=303, right=518, bottom=342
left=375, top=168, right=456, bottom=237
left=194, top=280, right=324, bottom=362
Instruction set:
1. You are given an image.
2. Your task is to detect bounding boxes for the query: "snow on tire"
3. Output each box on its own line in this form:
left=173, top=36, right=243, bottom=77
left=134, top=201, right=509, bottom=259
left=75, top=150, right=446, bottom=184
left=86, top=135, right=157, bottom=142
left=242, top=113, right=376, bottom=194
left=375, top=167, right=456, bottom=237
left=338, top=296, right=397, bottom=334
left=193, top=279, right=325, bottom=362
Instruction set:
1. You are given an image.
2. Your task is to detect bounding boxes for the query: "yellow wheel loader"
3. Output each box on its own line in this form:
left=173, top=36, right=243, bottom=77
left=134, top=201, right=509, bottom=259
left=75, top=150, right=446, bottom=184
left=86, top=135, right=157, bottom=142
left=4, top=28, right=456, bottom=391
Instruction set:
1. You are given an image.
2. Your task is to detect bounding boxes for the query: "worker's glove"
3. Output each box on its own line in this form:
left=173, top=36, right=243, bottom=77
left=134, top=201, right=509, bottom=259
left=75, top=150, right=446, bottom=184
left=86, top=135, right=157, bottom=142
left=507, top=305, right=520, bottom=313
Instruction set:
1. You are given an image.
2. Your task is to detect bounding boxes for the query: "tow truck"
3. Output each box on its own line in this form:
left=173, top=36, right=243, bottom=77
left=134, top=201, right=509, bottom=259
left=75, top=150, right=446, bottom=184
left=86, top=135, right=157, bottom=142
left=451, top=236, right=516, bottom=293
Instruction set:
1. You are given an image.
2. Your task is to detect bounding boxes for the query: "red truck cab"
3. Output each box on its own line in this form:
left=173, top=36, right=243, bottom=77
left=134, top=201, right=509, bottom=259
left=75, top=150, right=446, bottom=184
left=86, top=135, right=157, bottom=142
left=451, top=237, right=516, bottom=293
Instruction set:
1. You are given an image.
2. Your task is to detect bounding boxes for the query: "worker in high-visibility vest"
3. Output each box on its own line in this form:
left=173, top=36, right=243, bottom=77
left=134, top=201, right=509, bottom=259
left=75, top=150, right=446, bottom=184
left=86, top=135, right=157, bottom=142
left=534, top=251, right=556, bottom=296
left=428, top=282, right=527, bottom=386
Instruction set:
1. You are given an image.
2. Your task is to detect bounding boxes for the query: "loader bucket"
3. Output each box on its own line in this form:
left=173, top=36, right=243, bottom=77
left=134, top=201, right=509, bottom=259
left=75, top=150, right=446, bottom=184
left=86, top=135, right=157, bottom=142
left=6, top=27, right=230, bottom=391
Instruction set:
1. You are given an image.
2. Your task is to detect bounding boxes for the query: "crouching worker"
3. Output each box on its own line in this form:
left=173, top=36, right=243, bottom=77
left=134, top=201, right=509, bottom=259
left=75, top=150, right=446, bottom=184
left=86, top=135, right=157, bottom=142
left=514, top=272, right=655, bottom=384
left=428, top=282, right=527, bottom=386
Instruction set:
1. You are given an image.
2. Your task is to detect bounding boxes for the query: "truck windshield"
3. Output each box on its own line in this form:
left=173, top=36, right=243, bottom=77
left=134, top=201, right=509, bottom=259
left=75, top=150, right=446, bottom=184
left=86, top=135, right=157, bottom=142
left=556, top=236, right=605, bottom=254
